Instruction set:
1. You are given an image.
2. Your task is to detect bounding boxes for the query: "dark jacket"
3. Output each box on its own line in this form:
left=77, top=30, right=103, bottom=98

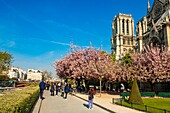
left=50, top=85, right=55, bottom=92
left=64, top=86, right=69, bottom=93
left=39, top=81, right=45, bottom=90
left=88, top=90, right=94, bottom=100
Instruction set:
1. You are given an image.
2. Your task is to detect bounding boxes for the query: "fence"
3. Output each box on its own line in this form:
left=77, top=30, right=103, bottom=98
left=112, top=98, right=170, bottom=113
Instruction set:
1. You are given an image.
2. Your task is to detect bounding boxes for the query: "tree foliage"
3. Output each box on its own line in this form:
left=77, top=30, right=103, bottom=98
left=54, top=44, right=170, bottom=83
left=121, top=53, right=133, bottom=66
left=110, top=54, right=116, bottom=62
left=119, top=45, right=170, bottom=82
left=54, top=48, right=116, bottom=80
left=0, top=51, right=13, bottom=74
left=43, top=70, right=52, bottom=80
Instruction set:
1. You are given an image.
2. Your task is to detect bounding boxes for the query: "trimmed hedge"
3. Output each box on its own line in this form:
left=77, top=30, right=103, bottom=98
left=128, top=78, right=143, bottom=104
left=0, top=85, right=39, bottom=113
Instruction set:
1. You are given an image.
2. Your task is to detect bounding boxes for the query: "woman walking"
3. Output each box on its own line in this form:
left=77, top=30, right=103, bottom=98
left=88, top=88, right=94, bottom=109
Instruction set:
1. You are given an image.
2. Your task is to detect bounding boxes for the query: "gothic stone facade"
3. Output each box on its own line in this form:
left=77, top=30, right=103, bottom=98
left=136, top=0, right=170, bottom=52
left=111, top=0, right=170, bottom=59
left=111, top=13, right=136, bottom=60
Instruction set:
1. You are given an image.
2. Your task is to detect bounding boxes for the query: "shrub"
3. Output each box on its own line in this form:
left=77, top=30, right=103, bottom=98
left=0, top=74, right=10, bottom=80
left=0, top=85, right=39, bottom=113
left=129, top=78, right=143, bottom=104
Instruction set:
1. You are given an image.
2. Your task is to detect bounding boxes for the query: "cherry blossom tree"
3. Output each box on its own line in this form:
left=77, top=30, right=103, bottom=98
left=54, top=47, right=116, bottom=96
left=119, top=45, right=170, bottom=82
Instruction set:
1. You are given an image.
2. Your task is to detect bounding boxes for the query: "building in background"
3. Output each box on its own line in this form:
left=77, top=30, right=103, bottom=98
left=27, top=69, right=43, bottom=81
left=7, top=66, right=27, bottom=81
left=111, top=0, right=170, bottom=59
left=111, top=13, right=136, bottom=60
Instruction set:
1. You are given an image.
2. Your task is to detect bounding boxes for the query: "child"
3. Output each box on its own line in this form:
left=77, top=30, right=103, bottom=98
left=61, top=88, right=64, bottom=97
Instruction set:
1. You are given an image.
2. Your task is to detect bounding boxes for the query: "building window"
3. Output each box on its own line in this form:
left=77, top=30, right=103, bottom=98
left=122, top=19, right=125, bottom=33
left=115, top=22, right=117, bottom=34
left=128, top=39, right=130, bottom=45
left=141, top=22, right=144, bottom=33
left=131, top=40, right=133, bottom=45
left=127, top=20, right=129, bottom=34
left=123, top=39, right=125, bottom=45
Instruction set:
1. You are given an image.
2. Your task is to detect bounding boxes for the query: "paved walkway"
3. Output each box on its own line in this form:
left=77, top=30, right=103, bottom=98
left=32, top=90, right=145, bottom=113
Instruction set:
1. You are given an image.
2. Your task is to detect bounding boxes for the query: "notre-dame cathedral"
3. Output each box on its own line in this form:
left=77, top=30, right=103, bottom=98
left=111, top=0, right=170, bottom=60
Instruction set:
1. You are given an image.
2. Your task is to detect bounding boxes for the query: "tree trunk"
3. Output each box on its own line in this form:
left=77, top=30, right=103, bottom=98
left=99, top=77, right=102, bottom=97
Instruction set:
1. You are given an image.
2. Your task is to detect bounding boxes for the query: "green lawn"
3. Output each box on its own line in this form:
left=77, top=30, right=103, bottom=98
left=116, top=98, right=170, bottom=113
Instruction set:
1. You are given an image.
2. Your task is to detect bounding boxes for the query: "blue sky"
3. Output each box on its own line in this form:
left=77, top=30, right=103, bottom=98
left=0, top=0, right=154, bottom=77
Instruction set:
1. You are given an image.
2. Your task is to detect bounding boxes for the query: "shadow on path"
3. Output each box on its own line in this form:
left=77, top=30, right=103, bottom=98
left=83, top=103, right=89, bottom=109
left=38, top=99, right=43, bottom=113
left=75, top=95, right=116, bottom=113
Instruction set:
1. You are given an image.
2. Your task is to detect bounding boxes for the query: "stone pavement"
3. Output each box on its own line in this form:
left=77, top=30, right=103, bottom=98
left=32, top=90, right=145, bottom=113
left=74, top=92, right=145, bottom=113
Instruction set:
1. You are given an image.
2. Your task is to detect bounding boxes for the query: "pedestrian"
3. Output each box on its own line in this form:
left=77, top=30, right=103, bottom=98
left=50, top=82, right=55, bottom=96
left=64, top=84, right=69, bottom=100
left=61, top=88, right=64, bottom=97
left=120, top=83, right=125, bottom=93
left=39, top=79, right=46, bottom=100
left=72, top=86, right=76, bottom=95
left=88, top=88, right=94, bottom=109
left=56, top=83, right=59, bottom=96
left=60, top=84, right=65, bottom=97
left=46, top=81, right=50, bottom=90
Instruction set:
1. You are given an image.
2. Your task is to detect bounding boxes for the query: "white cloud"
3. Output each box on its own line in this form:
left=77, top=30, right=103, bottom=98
left=0, top=39, right=16, bottom=48
left=8, top=41, right=16, bottom=47
left=50, top=41, right=70, bottom=46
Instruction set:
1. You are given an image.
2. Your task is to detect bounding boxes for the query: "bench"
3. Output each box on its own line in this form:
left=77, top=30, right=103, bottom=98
left=157, top=92, right=170, bottom=97
left=141, top=92, right=155, bottom=97
left=120, top=92, right=130, bottom=100
left=121, top=92, right=155, bottom=99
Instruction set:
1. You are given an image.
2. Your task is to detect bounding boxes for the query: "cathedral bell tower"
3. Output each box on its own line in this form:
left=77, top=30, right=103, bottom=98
left=111, top=13, right=135, bottom=60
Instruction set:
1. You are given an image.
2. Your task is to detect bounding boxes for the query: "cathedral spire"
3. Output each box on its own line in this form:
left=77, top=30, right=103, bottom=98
left=147, top=0, right=151, bottom=14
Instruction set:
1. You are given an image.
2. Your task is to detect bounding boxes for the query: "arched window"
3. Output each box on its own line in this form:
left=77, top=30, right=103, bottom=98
left=127, top=20, right=129, bottom=34
left=115, top=22, right=117, bottom=34
left=122, top=19, right=125, bottom=33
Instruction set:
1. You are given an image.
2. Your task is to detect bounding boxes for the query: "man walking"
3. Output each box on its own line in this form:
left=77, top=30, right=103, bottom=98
left=39, top=79, right=46, bottom=100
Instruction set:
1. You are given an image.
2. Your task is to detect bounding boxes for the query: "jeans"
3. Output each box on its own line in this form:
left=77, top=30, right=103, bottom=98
left=40, top=89, right=44, bottom=99
left=88, top=98, right=93, bottom=108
